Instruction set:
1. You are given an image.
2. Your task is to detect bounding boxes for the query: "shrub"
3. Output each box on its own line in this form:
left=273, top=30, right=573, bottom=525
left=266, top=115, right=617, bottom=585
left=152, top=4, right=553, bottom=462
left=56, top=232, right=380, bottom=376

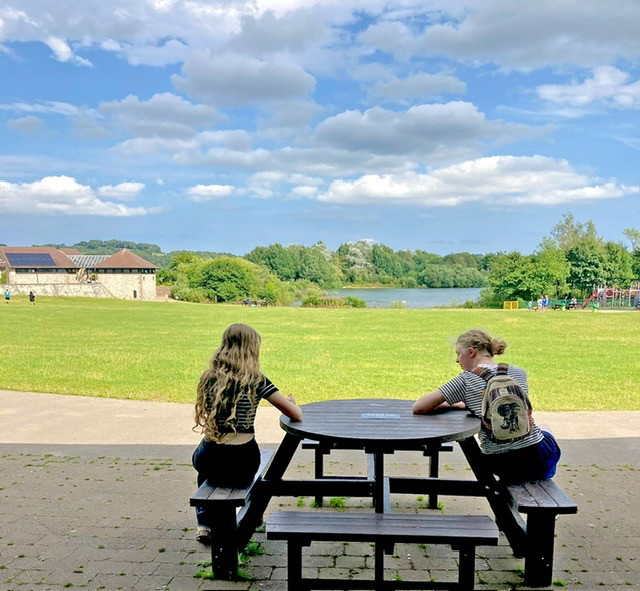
left=344, top=296, right=366, bottom=308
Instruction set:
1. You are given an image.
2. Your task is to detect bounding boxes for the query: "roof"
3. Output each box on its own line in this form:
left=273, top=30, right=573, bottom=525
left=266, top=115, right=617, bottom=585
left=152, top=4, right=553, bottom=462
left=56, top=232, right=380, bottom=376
left=60, top=248, right=82, bottom=255
left=68, top=254, right=111, bottom=268
left=0, top=246, right=76, bottom=268
left=93, top=249, right=157, bottom=269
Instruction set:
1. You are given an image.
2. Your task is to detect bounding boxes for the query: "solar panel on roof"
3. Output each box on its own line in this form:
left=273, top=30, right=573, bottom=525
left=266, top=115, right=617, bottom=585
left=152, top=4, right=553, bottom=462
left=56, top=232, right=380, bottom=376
left=5, top=253, right=56, bottom=266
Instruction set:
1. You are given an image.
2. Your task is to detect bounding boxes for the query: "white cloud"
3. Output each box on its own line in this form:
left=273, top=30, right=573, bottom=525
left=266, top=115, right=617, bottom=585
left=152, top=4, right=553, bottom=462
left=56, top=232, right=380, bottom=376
left=100, top=93, right=220, bottom=139
left=314, top=101, right=533, bottom=159
left=0, top=176, right=156, bottom=216
left=172, top=51, right=316, bottom=107
left=186, top=183, right=235, bottom=202
left=45, top=36, right=92, bottom=66
left=360, top=0, right=640, bottom=70
left=537, top=66, right=640, bottom=109
left=316, top=155, right=640, bottom=206
left=367, top=72, right=466, bottom=102
left=97, top=182, right=145, bottom=200
left=7, top=115, right=44, bottom=133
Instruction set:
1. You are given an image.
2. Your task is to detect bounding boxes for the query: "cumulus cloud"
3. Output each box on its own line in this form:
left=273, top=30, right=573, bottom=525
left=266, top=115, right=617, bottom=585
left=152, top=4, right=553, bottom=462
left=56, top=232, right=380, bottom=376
left=0, top=176, right=155, bottom=216
left=314, top=101, right=533, bottom=159
left=100, top=93, right=220, bottom=139
left=537, top=66, right=640, bottom=109
left=97, top=182, right=145, bottom=200
left=367, top=72, right=466, bottom=102
left=315, top=155, right=639, bottom=206
left=186, top=183, right=235, bottom=202
left=172, top=51, right=316, bottom=107
left=359, top=0, right=640, bottom=70
left=7, top=115, right=45, bottom=133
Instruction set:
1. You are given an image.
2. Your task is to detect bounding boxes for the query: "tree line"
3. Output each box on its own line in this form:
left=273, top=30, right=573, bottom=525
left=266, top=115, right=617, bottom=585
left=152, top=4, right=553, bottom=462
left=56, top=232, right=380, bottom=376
left=40, top=214, right=640, bottom=306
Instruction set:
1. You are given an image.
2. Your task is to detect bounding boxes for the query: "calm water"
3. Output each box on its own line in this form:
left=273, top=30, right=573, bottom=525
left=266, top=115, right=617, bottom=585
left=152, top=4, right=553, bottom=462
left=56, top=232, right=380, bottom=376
left=332, top=287, right=482, bottom=309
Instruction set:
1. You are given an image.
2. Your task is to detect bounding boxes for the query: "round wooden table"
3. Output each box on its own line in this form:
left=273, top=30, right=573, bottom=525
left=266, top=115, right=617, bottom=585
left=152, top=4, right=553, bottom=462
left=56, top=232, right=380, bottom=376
left=281, top=398, right=480, bottom=450
left=280, top=399, right=480, bottom=513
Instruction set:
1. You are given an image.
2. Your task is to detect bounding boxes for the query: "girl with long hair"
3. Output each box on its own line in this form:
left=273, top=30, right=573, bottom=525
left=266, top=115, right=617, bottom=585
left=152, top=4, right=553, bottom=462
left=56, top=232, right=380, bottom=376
left=192, top=323, right=302, bottom=543
left=413, top=329, right=560, bottom=484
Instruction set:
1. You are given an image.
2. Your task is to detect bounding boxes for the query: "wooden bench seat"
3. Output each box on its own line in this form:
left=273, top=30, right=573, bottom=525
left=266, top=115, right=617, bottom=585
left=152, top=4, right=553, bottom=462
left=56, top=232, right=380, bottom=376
left=302, top=439, right=454, bottom=508
left=267, top=511, right=498, bottom=591
left=189, top=449, right=274, bottom=579
left=505, top=479, right=577, bottom=587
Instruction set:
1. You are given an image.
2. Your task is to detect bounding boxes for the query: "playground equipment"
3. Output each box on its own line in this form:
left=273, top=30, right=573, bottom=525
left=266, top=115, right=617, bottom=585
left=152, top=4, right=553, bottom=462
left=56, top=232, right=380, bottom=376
left=582, top=283, right=640, bottom=309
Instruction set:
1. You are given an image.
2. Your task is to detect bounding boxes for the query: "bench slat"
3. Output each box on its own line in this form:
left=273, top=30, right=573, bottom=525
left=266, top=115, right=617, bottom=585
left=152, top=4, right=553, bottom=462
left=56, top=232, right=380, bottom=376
left=507, top=479, right=577, bottom=514
left=267, top=511, right=499, bottom=545
left=190, top=449, right=274, bottom=507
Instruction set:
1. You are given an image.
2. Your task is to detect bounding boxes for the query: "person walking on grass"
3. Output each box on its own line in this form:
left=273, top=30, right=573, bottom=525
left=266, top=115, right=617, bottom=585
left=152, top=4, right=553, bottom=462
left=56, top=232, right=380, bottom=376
left=192, top=323, right=303, bottom=544
left=413, top=329, right=560, bottom=484
left=29, top=291, right=36, bottom=305
left=4, top=288, right=10, bottom=303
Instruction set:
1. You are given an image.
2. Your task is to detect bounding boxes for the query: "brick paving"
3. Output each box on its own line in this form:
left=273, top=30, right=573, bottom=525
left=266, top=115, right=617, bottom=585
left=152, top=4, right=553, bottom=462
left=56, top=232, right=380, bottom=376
left=0, top=448, right=638, bottom=591
left=0, top=392, right=638, bottom=591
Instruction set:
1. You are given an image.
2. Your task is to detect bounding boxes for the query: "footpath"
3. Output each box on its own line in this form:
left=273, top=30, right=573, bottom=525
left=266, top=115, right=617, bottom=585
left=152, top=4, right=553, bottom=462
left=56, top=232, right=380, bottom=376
left=0, top=390, right=638, bottom=591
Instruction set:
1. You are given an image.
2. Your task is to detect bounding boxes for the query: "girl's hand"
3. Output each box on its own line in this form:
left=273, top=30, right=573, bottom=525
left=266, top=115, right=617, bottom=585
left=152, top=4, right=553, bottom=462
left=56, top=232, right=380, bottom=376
left=286, top=393, right=296, bottom=404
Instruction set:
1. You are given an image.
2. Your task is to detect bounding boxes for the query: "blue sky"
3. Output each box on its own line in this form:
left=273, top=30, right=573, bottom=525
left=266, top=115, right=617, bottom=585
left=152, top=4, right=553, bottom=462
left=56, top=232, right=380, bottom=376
left=1, top=0, right=639, bottom=255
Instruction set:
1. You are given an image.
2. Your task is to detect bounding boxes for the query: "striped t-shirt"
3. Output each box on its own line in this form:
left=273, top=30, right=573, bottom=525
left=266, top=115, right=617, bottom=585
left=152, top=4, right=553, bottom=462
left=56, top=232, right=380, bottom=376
left=212, top=375, right=278, bottom=435
left=439, top=364, right=543, bottom=454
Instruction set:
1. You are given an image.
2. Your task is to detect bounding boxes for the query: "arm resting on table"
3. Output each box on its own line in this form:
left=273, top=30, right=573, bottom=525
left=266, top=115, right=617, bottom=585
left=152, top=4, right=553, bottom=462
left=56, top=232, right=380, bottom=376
left=413, top=390, right=465, bottom=414
left=267, top=391, right=304, bottom=422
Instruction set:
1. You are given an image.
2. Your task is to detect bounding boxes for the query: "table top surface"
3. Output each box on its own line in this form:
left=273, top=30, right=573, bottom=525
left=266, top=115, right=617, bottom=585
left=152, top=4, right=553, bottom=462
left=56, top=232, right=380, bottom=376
left=280, top=399, right=480, bottom=448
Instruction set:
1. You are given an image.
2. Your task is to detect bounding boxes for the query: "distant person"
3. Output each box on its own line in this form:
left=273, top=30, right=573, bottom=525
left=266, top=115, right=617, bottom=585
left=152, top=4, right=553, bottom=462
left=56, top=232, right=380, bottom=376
left=542, top=294, right=549, bottom=311
left=191, top=323, right=303, bottom=544
left=571, top=296, right=577, bottom=309
left=29, top=291, right=36, bottom=305
left=412, top=329, right=560, bottom=484
left=527, top=300, right=533, bottom=311
left=537, top=296, right=543, bottom=311
left=4, top=288, right=10, bottom=303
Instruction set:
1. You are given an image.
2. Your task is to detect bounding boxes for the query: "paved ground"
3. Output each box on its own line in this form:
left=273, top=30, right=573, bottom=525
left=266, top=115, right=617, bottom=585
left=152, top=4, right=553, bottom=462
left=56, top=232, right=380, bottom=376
left=0, top=390, right=638, bottom=591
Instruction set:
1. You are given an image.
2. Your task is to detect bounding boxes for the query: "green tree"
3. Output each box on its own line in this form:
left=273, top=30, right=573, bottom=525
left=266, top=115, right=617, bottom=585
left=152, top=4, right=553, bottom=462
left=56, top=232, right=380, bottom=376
left=566, top=241, right=608, bottom=294
left=245, top=244, right=300, bottom=281
left=487, top=252, right=538, bottom=301
left=532, top=240, right=570, bottom=297
left=194, top=257, right=260, bottom=302
left=603, top=241, right=634, bottom=286
left=549, top=213, right=598, bottom=252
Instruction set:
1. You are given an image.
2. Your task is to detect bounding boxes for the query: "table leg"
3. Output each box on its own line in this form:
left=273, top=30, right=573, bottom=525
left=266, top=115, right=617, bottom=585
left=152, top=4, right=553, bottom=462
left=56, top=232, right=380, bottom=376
left=458, top=437, right=527, bottom=554
left=372, top=451, right=385, bottom=514
left=237, top=433, right=301, bottom=548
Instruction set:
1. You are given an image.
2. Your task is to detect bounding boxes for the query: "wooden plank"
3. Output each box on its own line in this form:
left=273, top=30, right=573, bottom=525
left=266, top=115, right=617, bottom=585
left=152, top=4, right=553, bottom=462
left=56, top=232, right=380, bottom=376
left=190, top=449, right=274, bottom=507
left=267, top=512, right=499, bottom=545
left=507, top=480, right=577, bottom=513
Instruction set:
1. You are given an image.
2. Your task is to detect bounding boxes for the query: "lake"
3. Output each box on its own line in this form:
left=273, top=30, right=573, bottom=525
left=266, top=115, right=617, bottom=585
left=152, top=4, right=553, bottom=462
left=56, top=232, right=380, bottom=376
left=332, top=287, right=483, bottom=308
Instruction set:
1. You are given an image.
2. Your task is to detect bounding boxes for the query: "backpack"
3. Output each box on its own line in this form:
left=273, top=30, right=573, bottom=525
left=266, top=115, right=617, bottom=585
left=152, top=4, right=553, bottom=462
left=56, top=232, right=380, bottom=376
left=473, top=363, right=532, bottom=442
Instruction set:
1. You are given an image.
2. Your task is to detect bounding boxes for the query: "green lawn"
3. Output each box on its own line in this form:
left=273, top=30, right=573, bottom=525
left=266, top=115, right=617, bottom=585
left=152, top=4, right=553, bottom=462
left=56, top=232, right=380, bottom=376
left=0, top=296, right=638, bottom=410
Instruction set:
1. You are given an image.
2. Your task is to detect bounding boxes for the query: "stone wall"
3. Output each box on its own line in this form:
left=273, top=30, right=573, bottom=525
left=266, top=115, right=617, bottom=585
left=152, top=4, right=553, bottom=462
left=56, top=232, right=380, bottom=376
left=8, top=271, right=79, bottom=285
left=7, top=283, right=114, bottom=298
left=98, top=273, right=156, bottom=300
left=6, top=270, right=156, bottom=300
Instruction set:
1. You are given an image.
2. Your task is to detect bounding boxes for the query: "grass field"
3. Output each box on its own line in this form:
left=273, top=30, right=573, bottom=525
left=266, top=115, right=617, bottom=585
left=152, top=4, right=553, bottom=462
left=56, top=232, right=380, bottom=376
left=0, top=296, right=638, bottom=410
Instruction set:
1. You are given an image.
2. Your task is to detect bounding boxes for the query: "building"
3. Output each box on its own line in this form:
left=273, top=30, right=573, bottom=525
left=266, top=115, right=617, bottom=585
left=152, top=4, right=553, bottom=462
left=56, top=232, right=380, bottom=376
left=0, top=246, right=157, bottom=300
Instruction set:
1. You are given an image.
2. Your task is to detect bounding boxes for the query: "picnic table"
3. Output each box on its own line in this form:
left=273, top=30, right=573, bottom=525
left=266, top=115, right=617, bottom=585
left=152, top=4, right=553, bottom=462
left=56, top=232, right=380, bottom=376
left=193, top=399, right=576, bottom=587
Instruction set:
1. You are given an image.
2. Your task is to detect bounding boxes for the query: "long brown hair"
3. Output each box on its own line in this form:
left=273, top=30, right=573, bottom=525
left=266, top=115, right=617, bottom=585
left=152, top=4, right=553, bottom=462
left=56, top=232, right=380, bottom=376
left=194, top=323, right=263, bottom=441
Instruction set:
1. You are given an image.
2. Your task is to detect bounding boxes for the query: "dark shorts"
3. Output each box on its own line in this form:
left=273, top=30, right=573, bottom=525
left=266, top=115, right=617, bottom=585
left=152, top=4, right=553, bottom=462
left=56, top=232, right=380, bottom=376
left=192, top=437, right=261, bottom=488
left=488, top=431, right=561, bottom=484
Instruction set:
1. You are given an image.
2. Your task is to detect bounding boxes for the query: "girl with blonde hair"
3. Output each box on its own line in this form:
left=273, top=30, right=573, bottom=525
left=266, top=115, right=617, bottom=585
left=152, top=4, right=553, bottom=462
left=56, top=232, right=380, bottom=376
left=192, top=323, right=302, bottom=543
left=413, top=329, right=560, bottom=483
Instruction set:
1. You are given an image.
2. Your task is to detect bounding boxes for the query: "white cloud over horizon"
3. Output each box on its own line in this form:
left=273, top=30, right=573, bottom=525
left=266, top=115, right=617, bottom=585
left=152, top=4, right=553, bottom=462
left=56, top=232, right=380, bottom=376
left=0, top=176, right=156, bottom=216
left=315, top=155, right=640, bottom=206
left=186, top=184, right=236, bottom=201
